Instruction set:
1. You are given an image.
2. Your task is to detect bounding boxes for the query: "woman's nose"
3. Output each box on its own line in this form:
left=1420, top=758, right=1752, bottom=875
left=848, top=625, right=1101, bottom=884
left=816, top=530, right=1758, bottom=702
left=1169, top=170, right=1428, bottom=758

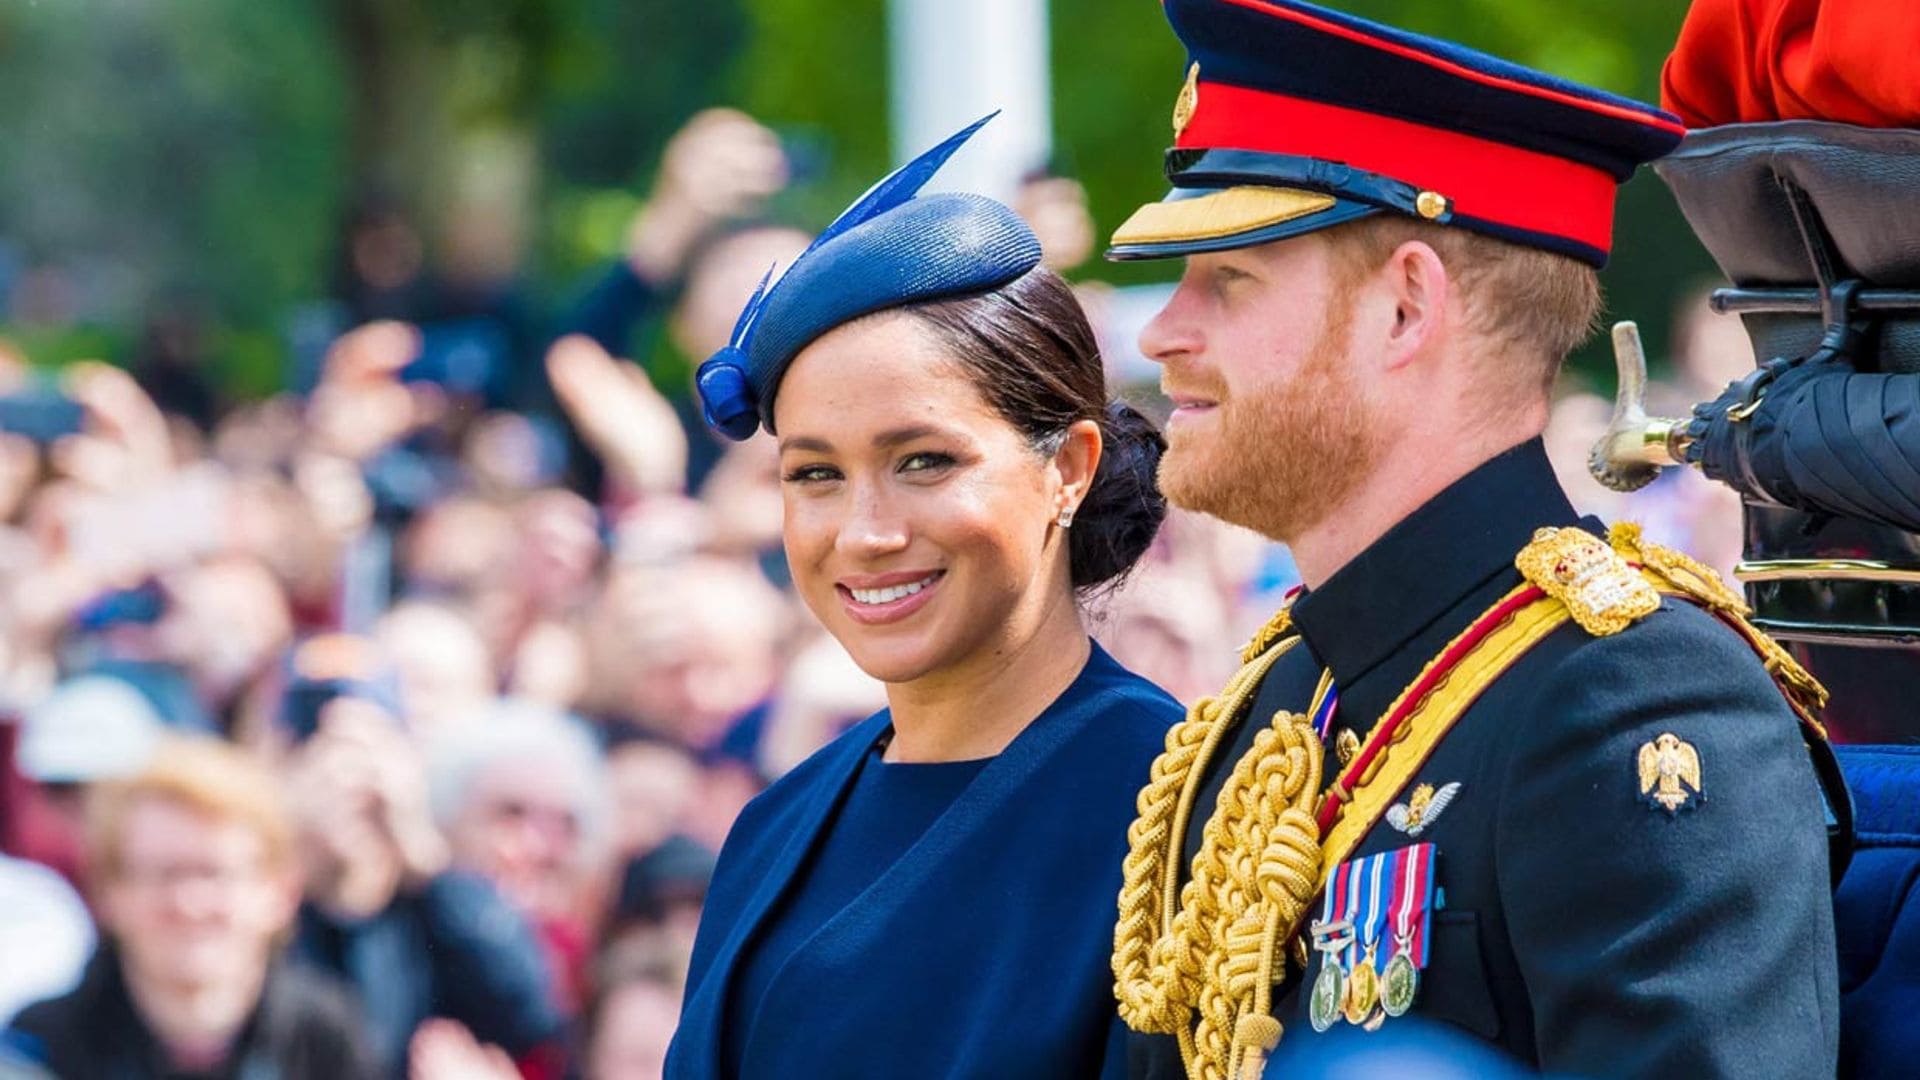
left=835, top=484, right=910, bottom=558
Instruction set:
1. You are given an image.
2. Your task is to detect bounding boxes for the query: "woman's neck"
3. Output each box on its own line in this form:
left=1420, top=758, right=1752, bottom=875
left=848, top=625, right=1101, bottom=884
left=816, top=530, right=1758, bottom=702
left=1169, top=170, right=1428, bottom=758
left=881, top=586, right=1090, bottom=763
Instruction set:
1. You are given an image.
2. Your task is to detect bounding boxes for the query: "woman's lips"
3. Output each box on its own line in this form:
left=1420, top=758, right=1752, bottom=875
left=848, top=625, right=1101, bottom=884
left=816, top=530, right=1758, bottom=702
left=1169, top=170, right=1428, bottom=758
left=836, top=570, right=946, bottom=626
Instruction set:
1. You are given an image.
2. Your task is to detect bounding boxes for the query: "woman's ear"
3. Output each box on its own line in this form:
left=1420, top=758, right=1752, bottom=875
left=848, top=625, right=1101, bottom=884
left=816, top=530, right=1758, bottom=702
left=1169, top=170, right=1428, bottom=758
left=1051, top=417, right=1104, bottom=523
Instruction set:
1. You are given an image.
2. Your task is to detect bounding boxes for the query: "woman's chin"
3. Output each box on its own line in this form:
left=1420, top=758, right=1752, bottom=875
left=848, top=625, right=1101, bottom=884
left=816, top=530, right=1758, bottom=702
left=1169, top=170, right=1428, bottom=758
left=838, top=634, right=947, bottom=687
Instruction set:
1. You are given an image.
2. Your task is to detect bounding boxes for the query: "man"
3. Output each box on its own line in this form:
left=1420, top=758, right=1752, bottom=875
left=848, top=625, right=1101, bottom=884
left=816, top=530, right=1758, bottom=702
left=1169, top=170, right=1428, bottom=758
left=277, top=637, right=567, bottom=1075
left=4, top=737, right=375, bottom=1078
left=1105, top=2, right=1842, bottom=1077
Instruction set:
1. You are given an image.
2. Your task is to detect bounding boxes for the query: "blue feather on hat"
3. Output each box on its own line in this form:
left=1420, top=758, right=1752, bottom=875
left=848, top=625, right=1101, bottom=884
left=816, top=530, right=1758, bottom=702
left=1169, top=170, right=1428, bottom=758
left=697, top=113, right=1042, bottom=440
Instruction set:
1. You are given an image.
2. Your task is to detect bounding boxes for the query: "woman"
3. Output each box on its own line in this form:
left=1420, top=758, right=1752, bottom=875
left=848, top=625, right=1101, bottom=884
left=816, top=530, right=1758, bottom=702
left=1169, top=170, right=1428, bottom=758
left=665, top=117, right=1180, bottom=1078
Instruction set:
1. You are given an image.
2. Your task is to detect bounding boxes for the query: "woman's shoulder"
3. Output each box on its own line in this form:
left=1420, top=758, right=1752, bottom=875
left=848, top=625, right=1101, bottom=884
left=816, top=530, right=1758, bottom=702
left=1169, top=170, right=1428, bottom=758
left=1061, top=645, right=1184, bottom=749
left=733, top=712, right=889, bottom=830
left=1082, top=645, right=1184, bottom=716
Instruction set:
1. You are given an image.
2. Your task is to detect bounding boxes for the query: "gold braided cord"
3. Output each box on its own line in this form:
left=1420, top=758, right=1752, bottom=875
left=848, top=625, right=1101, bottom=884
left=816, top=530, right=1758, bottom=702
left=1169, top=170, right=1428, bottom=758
left=1113, top=606, right=1325, bottom=1080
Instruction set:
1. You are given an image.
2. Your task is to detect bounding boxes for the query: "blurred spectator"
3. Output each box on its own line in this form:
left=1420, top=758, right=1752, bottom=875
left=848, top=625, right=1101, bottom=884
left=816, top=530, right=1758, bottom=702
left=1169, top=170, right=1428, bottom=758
left=0, top=853, right=91, bottom=1027
left=285, top=700, right=564, bottom=1075
left=373, top=601, right=496, bottom=744
left=583, top=557, right=785, bottom=758
left=604, top=732, right=701, bottom=863
left=565, top=109, right=800, bottom=495
left=10, top=674, right=166, bottom=883
left=429, top=702, right=610, bottom=1013
left=3, top=737, right=376, bottom=1079
left=150, top=556, right=295, bottom=728
left=598, top=834, right=716, bottom=993
left=1012, top=170, right=1096, bottom=273
left=130, top=305, right=223, bottom=433
left=754, top=632, right=884, bottom=781
left=332, top=192, right=434, bottom=328
left=582, top=972, right=681, bottom=1080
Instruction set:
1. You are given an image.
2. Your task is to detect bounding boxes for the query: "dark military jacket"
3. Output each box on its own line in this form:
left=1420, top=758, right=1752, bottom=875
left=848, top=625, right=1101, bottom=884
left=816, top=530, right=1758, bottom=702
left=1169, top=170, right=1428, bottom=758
left=1129, top=438, right=1839, bottom=1078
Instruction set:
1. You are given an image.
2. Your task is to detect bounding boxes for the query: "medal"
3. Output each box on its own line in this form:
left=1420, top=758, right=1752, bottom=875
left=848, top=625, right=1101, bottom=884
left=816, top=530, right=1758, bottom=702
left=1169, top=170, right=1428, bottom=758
left=1309, top=959, right=1345, bottom=1032
left=1381, top=949, right=1419, bottom=1017
left=1308, top=885, right=1353, bottom=1035
left=1343, top=948, right=1379, bottom=1024
left=1381, top=843, right=1440, bottom=1018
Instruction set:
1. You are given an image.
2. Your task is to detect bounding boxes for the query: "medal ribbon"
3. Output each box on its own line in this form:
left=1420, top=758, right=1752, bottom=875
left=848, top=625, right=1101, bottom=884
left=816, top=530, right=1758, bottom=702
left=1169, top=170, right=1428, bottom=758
left=1387, top=842, right=1438, bottom=967
left=1360, top=851, right=1388, bottom=963
left=1308, top=668, right=1339, bottom=742
left=1341, top=858, right=1368, bottom=969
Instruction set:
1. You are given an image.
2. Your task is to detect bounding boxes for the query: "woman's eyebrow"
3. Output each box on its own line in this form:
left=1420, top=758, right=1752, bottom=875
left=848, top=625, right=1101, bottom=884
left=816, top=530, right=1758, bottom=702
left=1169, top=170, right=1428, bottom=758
left=780, top=424, right=949, bottom=455
left=778, top=434, right=833, bottom=454
left=873, top=424, right=945, bottom=449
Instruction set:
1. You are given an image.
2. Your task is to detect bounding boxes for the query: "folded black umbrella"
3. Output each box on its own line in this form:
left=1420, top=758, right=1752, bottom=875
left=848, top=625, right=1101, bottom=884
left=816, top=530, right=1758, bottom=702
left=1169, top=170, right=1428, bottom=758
left=1691, top=357, right=1920, bottom=532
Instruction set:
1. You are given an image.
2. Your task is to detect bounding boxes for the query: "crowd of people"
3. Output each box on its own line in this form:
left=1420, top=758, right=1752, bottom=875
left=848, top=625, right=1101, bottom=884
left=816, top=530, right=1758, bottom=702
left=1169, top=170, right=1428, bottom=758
left=0, top=103, right=1746, bottom=1080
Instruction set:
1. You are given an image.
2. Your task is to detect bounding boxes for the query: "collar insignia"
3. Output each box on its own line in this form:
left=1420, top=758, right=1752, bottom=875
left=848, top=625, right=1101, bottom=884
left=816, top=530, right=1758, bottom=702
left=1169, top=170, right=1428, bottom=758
left=1385, top=781, right=1460, bottom=836
left=1638, top=732, right=1702, bottom=814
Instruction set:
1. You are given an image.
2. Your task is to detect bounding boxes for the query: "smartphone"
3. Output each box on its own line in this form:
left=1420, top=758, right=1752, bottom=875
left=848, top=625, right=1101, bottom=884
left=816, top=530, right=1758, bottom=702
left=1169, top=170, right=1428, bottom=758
left=404, top=319, right=509, bottom=399
left=0, top=389, right=84, bottom=443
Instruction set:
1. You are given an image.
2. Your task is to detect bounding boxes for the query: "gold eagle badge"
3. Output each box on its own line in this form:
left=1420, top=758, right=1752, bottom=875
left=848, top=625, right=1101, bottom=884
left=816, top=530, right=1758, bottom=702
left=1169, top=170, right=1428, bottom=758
left=1637, top=732, right=1702, bottom=814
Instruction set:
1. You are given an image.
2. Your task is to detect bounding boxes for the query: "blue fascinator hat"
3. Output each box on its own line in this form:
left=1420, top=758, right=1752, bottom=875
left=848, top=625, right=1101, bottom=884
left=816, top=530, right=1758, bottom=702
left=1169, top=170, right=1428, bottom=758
left=695, top=114, right=1044, bottom=440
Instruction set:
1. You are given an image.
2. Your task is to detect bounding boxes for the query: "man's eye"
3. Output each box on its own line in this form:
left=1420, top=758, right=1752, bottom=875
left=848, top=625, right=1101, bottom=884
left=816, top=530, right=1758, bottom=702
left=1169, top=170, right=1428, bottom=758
left=783, top=464, right=840, bottom=484
left=899, top=452, right=955, bottom=474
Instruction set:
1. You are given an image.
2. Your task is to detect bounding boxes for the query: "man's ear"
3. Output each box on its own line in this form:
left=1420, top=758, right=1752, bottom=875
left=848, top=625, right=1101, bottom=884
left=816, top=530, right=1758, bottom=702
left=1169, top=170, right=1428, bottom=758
left=1379, top=239, right=1451, bottom=372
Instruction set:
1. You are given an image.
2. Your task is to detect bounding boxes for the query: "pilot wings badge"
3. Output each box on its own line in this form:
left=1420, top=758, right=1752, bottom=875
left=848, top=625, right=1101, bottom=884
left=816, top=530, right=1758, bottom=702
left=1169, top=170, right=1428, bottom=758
left=1385, top=782, right=1461, bottom=837
left=1638, top=732, right=1702, bottom=814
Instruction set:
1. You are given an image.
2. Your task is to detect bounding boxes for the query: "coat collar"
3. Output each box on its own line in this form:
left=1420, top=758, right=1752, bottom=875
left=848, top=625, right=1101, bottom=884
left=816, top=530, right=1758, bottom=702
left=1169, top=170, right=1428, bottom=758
left=1290, top=438, right=1578, bottom=689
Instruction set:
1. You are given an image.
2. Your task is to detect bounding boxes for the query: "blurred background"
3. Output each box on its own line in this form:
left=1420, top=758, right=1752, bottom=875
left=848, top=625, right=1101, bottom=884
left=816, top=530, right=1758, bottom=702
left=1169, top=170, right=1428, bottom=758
left=0, top=2, right=1750, bottom=1078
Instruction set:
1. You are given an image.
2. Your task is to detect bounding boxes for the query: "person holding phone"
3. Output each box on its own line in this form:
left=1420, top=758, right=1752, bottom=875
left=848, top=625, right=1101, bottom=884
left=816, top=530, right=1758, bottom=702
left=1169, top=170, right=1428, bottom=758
left=663, top=118, right=1181, bottom=1079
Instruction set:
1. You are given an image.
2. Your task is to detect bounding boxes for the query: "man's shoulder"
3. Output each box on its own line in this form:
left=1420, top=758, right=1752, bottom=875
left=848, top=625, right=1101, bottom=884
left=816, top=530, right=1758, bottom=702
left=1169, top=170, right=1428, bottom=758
left=1521, top=594, right=1791, bottom=718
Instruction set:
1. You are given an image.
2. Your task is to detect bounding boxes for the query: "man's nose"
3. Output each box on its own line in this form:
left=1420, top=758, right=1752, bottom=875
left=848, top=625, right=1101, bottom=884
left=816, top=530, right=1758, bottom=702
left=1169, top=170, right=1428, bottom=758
left=1138, top=283, right=1203, bottom=367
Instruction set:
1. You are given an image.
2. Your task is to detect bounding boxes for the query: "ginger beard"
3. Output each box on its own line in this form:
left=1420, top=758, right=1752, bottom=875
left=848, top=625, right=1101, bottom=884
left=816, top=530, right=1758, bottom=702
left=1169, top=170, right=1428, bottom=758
left=1156, top=290, right=1390, bottom=542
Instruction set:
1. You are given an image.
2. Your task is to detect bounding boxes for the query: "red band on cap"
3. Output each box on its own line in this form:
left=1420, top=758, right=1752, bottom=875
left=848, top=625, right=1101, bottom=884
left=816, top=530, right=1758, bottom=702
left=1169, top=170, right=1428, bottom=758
left=1214, top=0, right=1685, bottom=136
left=1178, top=82, right=1620, bottom=254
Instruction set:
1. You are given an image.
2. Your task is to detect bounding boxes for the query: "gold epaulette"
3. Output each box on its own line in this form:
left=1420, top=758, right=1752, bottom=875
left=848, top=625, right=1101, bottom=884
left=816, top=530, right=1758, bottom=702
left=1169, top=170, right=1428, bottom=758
left=1515, top=525, right=1661, bottom=636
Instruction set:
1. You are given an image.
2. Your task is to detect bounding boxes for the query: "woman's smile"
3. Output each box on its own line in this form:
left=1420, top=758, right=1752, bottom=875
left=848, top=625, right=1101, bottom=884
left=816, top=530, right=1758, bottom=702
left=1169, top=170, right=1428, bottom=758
left=836, top=569, right=948, bottom=625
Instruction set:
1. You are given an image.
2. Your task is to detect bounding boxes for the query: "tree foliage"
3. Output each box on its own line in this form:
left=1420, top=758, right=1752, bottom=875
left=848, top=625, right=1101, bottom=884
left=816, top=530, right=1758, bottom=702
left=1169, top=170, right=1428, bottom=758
left=0, top=0, right=1718, bottom=390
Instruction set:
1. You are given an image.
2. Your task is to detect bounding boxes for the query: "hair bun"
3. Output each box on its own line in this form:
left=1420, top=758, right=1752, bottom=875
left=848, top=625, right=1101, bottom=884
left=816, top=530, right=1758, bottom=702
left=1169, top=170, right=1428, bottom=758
left=1069, top=400, right=1168, bottom=593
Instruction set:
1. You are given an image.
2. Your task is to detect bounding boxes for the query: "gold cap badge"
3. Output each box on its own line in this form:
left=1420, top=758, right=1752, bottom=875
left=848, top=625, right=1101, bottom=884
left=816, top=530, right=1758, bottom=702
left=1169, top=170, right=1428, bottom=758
left=1638, top=732, right=1702, bottom=814
left=1172, top=62, right=1201, bottom=137
left=1415, top=190, right=1448, bottom=219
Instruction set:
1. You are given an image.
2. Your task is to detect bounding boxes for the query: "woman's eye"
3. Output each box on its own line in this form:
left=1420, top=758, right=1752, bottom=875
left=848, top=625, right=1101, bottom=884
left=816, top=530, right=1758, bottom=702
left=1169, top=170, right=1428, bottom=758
left=782, top=464, right=841, bottom=484
left=899, top=452, right=955, bottom=475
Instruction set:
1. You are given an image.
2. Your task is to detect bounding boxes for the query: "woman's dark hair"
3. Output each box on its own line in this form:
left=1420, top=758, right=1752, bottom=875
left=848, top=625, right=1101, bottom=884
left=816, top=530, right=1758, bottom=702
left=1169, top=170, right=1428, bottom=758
left=904, top=267, right=1167, bottom=594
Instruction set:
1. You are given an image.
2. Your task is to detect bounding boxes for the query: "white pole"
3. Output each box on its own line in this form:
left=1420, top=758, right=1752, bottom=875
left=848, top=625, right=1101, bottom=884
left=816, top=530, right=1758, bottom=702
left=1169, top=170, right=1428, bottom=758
left=888, top=0, right=1051, bottom=200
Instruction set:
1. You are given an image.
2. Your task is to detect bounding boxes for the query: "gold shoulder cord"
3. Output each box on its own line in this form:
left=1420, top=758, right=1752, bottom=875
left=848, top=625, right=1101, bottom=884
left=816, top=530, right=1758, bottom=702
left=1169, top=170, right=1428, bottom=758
left=1113, top=608, right=1323, bottom=1080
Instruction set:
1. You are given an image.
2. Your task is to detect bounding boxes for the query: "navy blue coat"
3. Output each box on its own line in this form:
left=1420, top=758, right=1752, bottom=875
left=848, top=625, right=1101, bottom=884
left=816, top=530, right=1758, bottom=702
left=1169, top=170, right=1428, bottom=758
left=668, top=644, right=1180, bottom=1079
